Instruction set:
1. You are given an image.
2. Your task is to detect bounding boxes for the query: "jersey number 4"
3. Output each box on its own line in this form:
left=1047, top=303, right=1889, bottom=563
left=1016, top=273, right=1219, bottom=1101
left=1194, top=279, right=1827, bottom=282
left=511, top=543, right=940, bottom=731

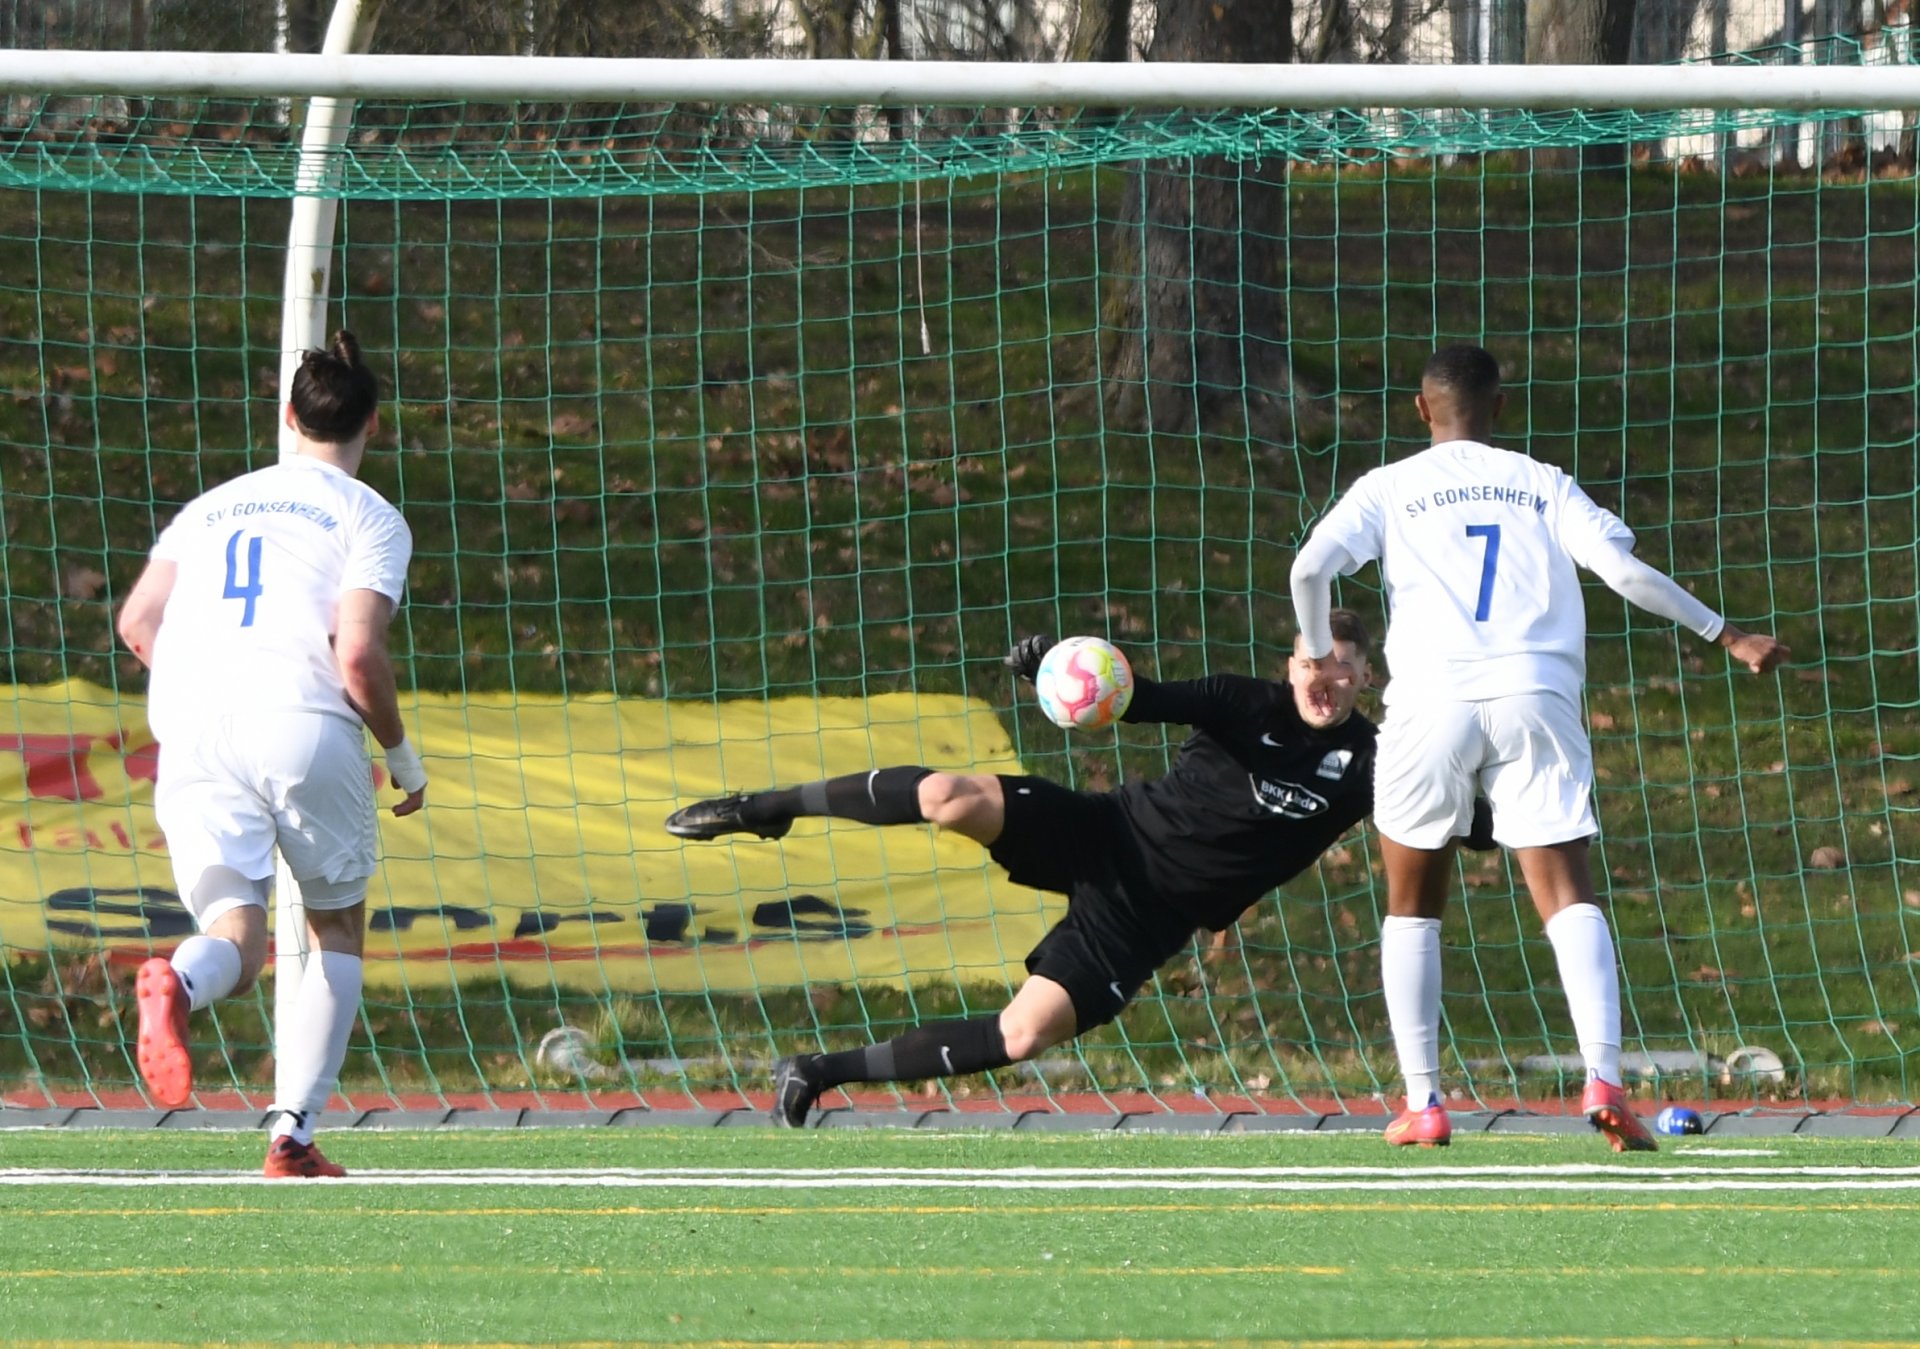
left=1464, top=524, right=1500, bottom=622
left=223, top=530, right=263, bottom=626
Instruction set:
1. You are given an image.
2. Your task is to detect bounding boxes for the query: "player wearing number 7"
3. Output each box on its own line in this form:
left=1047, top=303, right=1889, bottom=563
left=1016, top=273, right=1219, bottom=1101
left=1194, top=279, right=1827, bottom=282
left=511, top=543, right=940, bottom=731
left=1290, top=344, right=1789, bottom=1150
left=115, top=332, right=426, bottom=1178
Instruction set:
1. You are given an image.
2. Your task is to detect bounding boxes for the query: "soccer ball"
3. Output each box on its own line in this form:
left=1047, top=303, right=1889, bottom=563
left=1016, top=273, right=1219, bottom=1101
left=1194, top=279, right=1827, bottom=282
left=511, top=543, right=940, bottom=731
left=1034, top=636, right=1134, bottom=730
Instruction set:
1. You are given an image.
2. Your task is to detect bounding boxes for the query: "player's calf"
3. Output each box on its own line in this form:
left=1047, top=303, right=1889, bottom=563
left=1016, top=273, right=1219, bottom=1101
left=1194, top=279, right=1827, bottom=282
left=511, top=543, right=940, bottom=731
left=667, top=766, right=937, bottom=842
left=134, top=870, right=263, bottom=1108
left=770, top=1015, right=1017, bottom=1127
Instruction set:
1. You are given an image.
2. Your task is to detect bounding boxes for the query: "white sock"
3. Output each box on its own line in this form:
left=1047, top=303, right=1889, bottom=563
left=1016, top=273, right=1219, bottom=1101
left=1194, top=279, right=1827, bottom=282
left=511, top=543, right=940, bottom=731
left=270, top=950, right=363, bottom=1143
left=170, top=935, right=242, bottom=1012
left=269, top=1110, right=314, bottom=1146
left=1545, top=902, right=1623, bottom=1087
left=1381, top=915, right=1444, bottom=1109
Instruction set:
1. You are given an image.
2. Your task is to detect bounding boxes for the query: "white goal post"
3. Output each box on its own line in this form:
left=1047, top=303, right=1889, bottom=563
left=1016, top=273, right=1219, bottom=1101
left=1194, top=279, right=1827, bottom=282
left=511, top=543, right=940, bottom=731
left=270, top=0, right=387, bottom=1049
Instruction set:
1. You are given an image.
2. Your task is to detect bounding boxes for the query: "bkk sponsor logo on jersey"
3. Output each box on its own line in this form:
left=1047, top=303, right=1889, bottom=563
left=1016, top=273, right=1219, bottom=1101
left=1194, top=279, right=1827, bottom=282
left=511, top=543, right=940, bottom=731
left=1248, top=776, right=1329, bottom=819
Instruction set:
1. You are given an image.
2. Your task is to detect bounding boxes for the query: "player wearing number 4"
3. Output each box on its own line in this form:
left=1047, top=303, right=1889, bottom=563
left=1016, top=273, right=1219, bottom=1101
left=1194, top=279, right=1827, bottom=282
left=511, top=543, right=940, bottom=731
left=668, top=613, right=1491, bottom=1127
left=115, top=332, right=426, bottom=1178
left=1290, top=344, right=1789, bottom=1151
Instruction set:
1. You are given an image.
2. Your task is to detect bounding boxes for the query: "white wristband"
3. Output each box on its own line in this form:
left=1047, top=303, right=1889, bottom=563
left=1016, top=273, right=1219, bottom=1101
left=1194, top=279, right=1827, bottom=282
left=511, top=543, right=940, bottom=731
left=385, top=735, right=427, bottom=794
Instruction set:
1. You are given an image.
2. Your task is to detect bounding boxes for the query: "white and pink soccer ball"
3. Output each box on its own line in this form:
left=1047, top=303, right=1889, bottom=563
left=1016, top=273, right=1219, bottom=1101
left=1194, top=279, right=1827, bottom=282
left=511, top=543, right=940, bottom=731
left=1033, top=636, right=1134, bottom=731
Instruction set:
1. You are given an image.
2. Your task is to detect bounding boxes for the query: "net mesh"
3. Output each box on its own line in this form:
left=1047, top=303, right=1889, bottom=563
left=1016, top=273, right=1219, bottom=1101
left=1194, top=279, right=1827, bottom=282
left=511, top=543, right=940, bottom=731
left=1, top=71, right=1915, bottom=1113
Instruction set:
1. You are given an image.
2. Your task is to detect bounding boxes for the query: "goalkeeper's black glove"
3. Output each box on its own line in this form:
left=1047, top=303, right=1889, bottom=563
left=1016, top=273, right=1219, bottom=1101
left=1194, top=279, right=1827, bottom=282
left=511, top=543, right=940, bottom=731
left=1003, top=634, right=1057, bottom=683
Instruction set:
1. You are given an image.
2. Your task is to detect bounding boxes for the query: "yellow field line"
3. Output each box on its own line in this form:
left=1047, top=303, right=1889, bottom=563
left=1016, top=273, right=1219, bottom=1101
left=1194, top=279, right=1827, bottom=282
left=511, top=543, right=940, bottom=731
left=3, top=1262, right=1913, bottom=1282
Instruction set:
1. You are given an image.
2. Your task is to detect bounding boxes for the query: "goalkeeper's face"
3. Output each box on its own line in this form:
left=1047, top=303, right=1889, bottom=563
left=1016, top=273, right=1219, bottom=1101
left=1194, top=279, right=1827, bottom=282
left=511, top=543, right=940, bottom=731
left=1287, top=637, right=1368, bottom=729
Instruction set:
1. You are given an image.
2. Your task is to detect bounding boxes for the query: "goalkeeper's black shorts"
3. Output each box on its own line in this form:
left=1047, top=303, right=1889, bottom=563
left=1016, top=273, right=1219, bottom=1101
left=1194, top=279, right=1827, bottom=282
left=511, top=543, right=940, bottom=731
left=987, top=775, right=1197, bottom=1032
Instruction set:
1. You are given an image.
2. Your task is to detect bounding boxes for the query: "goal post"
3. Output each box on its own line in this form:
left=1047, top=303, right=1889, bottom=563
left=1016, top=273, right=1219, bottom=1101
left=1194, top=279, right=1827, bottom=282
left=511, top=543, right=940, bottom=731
left=0, top=52, right=1913, bottom=1116
left=272, top=0, right=387, bottom=1107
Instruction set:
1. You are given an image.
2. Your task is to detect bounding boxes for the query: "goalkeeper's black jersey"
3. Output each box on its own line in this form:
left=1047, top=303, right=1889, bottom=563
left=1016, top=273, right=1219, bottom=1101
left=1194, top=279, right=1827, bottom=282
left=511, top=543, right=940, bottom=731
left=1109, top=673, right=1376, bottom=932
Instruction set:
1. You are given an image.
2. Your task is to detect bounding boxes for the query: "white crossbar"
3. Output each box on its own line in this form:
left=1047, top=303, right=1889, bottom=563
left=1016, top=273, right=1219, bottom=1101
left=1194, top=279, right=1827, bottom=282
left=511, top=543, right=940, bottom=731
left=0, top=52, right=1913, bottom=110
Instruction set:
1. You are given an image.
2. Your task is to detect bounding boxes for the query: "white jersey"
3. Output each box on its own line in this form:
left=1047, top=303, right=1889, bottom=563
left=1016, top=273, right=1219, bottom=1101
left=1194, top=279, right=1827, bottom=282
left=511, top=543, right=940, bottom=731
left=146, top=456, right=411, bottom=744
left=1306, top=439, right=1632, bottom=705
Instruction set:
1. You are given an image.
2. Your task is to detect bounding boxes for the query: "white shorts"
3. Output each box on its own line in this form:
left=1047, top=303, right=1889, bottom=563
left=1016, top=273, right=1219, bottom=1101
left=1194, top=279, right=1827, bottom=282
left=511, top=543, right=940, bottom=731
left=154, top=711, right=378, bottom=927
left=1373, top=690, right=1598, bottom=850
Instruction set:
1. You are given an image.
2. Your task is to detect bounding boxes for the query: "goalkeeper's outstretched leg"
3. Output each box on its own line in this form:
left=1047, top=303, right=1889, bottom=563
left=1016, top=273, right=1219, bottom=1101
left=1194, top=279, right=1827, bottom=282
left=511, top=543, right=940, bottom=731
left=664, top=767, right=1006, bottom=844
left=771, top=974, right=1078, bottom=1127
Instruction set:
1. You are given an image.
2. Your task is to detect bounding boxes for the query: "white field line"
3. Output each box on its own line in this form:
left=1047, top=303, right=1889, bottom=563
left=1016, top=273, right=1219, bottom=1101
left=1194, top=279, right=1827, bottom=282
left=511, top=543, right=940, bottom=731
left=2, top=1163, right=1919, bottom=1192
left=9, top=1162, right=1901, bottom=1179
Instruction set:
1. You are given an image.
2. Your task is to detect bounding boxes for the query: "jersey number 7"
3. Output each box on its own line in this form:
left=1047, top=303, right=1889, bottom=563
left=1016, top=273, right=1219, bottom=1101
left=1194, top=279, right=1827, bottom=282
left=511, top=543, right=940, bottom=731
left=223, top=529, right=263, bottom=627
left=1464, top=523, right=1500, bottom=622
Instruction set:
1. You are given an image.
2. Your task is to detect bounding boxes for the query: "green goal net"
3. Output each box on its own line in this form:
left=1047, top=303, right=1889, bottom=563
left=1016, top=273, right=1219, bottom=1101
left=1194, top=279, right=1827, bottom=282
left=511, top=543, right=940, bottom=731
left=2, top=62, right=1916, bottom=1116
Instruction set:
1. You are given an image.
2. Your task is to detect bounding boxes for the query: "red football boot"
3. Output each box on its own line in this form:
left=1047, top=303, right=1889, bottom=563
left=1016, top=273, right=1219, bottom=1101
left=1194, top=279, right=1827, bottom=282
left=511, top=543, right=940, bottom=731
left=263, top=1137, right=348, bottom=1178
left=134, top=957, right=193, bottom=1108
left=1582, top=1077, right=1658, bottom=1153
left=1383, top=1098, right=1452, bottom=1147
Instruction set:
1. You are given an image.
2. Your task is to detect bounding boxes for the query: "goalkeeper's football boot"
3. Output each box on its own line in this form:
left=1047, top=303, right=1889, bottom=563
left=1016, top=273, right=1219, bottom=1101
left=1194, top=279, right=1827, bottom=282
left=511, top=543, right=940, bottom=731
left=1581, top=1077, right=1659, bottom=1153
left=134, top=957, right=193, bottom=1108
left=770, top=1054, right=825, bottom=1127
left=1383, top=1096, right=1452, bottom=1147
left=664, top=794, right=793, bottom=841
left=263, top=1136, right=348, bottom=1179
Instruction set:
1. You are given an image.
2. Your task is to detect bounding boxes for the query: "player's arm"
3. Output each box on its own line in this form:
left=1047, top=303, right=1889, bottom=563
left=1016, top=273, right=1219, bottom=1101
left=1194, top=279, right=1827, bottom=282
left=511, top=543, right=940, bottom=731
left=1121, top=672, right=1265, bottom=728
left=1581, top=537, right=1790, bottom=674
left=334, top=587, right=427, bottom=817
left=1290, top=480, right=1382, bottom=687
left=115, top=560, right=177, bottom=669
left=1289, top=532, right=1363, bottom=662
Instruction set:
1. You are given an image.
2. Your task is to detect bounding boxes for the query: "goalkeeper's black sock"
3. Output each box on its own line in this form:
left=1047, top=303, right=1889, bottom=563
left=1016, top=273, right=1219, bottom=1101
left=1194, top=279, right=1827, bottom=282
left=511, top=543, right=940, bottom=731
left=743, top=766, right=933, bottom=828
left=810, top=1016, right=1013, bottom=1087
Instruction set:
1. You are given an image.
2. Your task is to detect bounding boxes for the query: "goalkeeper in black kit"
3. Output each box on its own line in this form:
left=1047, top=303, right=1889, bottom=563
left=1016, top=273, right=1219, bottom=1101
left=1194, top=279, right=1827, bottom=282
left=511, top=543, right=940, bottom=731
left=667, top=609, right=1482, bottom=1126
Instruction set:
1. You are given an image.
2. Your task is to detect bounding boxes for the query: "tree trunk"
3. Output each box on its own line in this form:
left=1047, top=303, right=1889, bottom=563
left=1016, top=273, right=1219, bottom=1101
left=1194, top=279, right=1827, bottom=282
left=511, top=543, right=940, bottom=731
left=1104, top=0, right=1319, bottom=451
left=1070, top=0, right=1135, bottom=126
left=286, top=0, right=326, bottom=53
left=1309, top=0, right=1360, bottom=61
left=1633, top=0, right=1704, bottom=60
left=881, top=0, right=906, bottom=141
left=1527, top=0, right=1635, bottom=62
left=1071, top=0, right=1135, bottom=61
left=1526, top=0, right=1636, bottom=170
left=1378, top=0, right=1413, bottom=62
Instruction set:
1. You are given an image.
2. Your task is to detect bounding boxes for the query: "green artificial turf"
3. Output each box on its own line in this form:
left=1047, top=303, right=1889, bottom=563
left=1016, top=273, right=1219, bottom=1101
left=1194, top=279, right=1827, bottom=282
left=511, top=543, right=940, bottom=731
left=3, top=1128, right=1920, bottom=1345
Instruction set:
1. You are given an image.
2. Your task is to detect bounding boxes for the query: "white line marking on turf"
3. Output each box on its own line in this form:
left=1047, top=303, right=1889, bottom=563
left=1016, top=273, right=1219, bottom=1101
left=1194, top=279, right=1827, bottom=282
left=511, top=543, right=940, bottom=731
left=1, top=1163, right=1917, bottom=1192
left=19, top=1163, right=1900, bottom=1177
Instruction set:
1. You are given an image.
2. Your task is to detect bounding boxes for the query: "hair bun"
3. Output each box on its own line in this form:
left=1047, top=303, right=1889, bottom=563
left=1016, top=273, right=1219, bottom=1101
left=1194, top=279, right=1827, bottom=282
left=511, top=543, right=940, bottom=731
left=329, top=329, right=363, bottom=367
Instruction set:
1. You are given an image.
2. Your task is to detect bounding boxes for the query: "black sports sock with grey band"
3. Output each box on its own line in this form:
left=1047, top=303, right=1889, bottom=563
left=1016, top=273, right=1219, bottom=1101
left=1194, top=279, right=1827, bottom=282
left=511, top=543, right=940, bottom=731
left=741, top=765, right=933, bottom=828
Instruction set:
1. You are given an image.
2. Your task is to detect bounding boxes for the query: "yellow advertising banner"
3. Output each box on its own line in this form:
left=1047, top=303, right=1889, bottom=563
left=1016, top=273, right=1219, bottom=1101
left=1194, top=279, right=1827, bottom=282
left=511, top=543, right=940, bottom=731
left=0, top=681, right=1057, bottom=992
